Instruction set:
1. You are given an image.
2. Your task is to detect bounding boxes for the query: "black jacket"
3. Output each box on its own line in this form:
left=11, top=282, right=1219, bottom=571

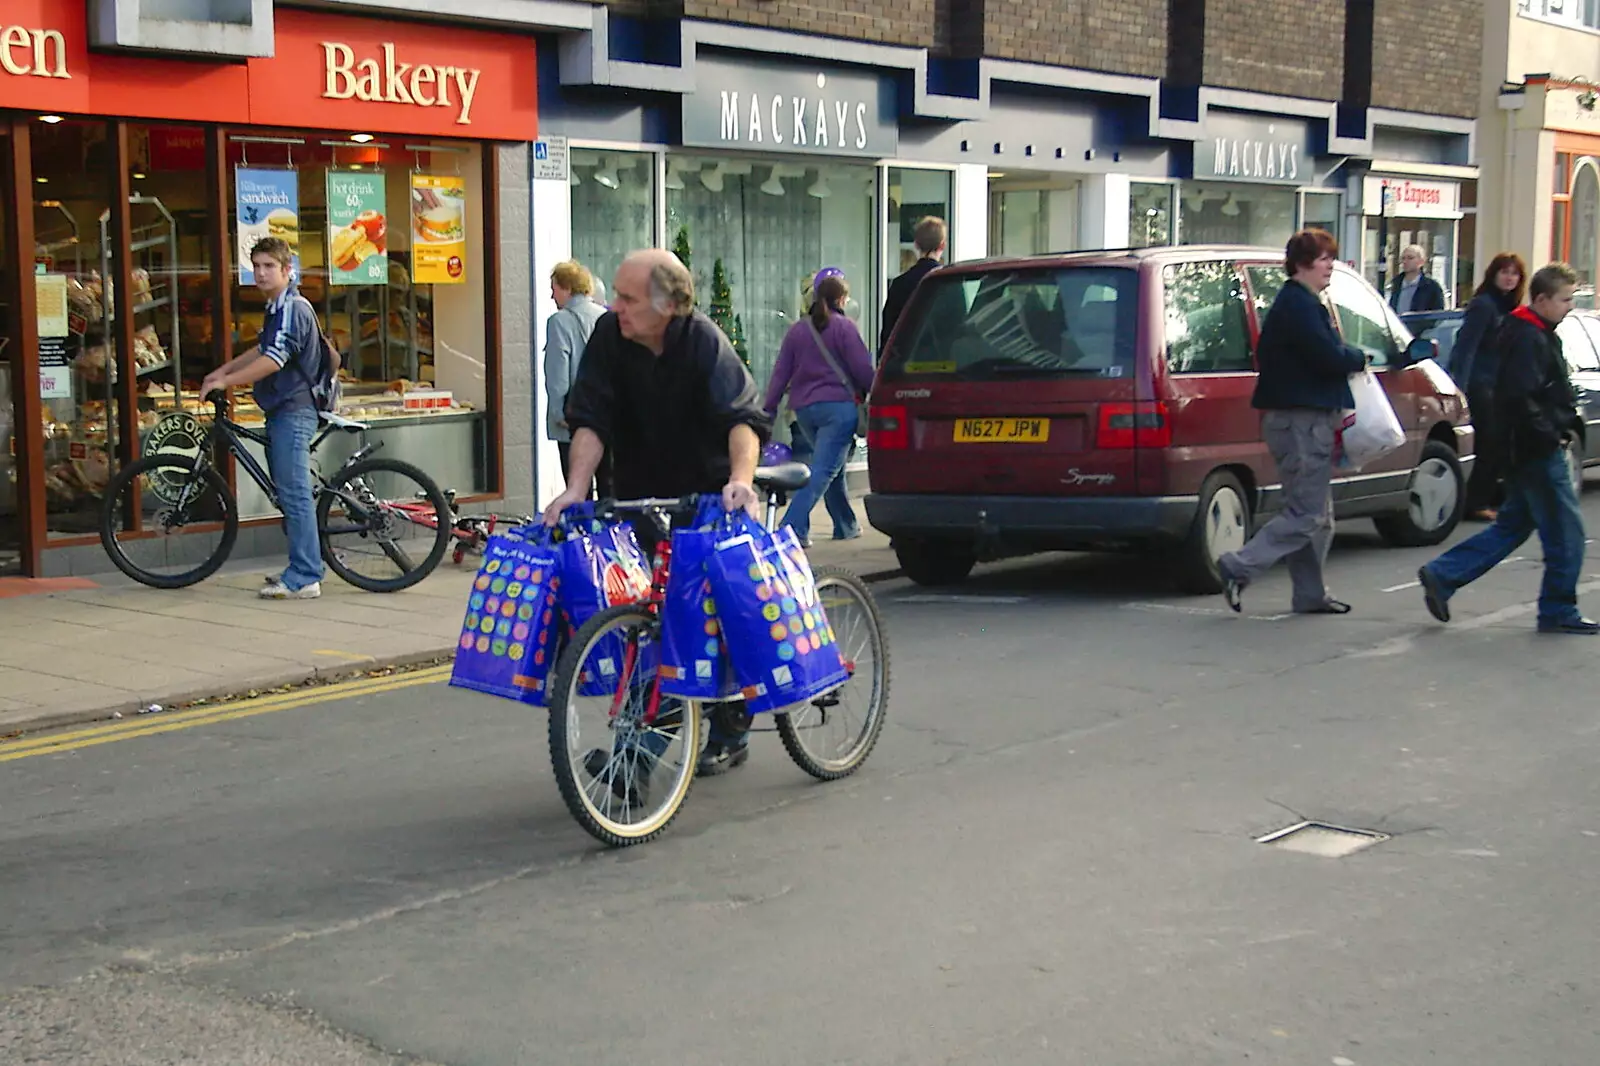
left=1450, top=290, right=1517, bottom=389
left=1388, top=273, right=1445, bottom=313
left=1252, top=278, right=1367, bottom=412
left=1495, top=306, right=1580, bottom=467
left=879, top=257, right=941, bottom=354
left=565, top=311, right=772, bottom=498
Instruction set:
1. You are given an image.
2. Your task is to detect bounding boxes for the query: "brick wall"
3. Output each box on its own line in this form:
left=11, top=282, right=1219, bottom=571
left=1370, top=0, right=1479, bottom=117
left=973, top=0, right=1167, bottom=77
left=677, top=0, right=938, bottom=50
left=1202, top=2, right=1345, bottom=100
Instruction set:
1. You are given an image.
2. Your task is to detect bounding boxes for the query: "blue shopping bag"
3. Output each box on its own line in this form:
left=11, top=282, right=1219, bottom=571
left=448, top=525, right=564, bottom=706
left=559, top=506, right=654, bottom=697
left=706, top=513, right=849, bottom=714
left=659, top=498, right=739, bottom=701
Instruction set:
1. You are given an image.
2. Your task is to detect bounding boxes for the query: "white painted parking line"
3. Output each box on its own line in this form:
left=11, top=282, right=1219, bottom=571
left=1382, top=581, right=1421, bottom=593
left=894, top=594, right=1029, bottom=604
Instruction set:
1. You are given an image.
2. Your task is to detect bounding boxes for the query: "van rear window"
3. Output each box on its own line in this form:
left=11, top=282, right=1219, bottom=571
left=880, top=267, right=1138, bottom=381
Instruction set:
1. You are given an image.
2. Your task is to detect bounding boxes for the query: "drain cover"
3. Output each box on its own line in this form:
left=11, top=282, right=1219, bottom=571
left=1256, top=821, right=1389, bottom=858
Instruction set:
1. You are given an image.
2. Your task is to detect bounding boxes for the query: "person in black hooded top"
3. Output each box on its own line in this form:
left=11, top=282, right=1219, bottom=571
left=1449, top=252, right=1528, bottom=519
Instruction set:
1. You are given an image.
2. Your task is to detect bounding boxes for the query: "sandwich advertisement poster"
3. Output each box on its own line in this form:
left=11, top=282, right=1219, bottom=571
left=411, top=173, right=467, bottom=285
left=326, top=170, right=389, bottom=287
left=235, top=168, right=299, bottom=285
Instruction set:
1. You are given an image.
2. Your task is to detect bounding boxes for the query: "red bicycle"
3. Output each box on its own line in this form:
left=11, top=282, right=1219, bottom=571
left=389, top=489, right=535, bottom=565
left=545, top=466, right=891, bottom=847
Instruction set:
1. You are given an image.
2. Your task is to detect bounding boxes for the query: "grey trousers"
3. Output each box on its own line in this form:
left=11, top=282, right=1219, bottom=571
left=1218, top=408, right=1338, bottom=610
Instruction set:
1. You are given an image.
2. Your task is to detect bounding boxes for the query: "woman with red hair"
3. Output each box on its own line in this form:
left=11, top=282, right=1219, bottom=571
left=1451, top=252, right=1529, bottom=519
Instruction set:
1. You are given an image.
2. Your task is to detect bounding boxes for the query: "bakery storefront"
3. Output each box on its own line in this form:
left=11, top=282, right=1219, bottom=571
left=0, top=4, right=535, bottom=576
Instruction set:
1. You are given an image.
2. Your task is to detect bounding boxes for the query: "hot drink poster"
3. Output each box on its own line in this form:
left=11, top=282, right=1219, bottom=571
left=326, top=170, right=388, bottom=286
left=235, top=168, right=299, bottom=284
left=411, top=173, right=467, bottom=285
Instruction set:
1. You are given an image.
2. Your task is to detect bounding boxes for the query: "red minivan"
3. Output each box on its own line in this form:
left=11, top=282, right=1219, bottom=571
left=864, top=246, right=1474, bottom=592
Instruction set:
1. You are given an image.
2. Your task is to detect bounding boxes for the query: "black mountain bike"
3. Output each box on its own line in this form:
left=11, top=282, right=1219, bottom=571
left=99, top=391, right=452, bottom=591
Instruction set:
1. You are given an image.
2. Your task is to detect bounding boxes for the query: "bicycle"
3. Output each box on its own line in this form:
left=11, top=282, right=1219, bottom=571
left=386, top=488, right=535, bottom=566
left=99, top=390, right=452, bottom=592
left=546, top=462, right=891, bottom=847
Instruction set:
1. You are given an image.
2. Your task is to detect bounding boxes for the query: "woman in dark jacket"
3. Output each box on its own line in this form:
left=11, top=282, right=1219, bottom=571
left=1450, top=252, right=1528, bottom=520
left=1218, top=229, right=1367, bottom=615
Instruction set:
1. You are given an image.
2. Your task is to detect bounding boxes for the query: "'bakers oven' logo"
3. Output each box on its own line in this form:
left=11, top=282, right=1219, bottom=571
left=142, top=413, right=206, bottom=506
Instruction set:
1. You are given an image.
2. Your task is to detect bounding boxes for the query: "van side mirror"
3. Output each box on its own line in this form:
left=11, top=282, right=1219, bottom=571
left=1402, top=336, right=1438, bottom=367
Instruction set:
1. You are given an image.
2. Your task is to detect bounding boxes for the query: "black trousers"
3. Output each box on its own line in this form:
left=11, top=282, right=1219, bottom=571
left=1465, top=383, right=1504, bottom=511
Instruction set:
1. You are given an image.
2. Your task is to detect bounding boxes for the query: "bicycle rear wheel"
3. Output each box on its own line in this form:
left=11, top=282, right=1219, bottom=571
left=316, top=457, right=451, bottom=592
left=548, top=605, right=701, bottom=847
left=99, top=455, right=238, bottom=589
left=776, top=566, right=890, bottom=780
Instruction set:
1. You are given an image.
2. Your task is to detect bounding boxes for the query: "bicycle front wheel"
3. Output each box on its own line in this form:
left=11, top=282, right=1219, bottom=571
left=776, top=566, right=890, bottom=780
left=316, top=457, right=451, bottom=593
left=548, top=605, right=701, bottom=847
left=99, top=455, right=238, bottom=589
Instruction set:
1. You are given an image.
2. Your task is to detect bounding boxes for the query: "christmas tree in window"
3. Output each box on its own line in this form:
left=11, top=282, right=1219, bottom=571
left=672, top=225, right=692, bottom=273
left=708, top=258, right=750, bottom=370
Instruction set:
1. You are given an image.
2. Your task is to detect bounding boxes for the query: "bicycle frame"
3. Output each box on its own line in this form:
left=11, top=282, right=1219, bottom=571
left=182, top=399, right=381, bottom=515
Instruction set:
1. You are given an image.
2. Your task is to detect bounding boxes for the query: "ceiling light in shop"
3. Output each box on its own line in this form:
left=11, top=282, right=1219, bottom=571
left=1184, top=188, right=1207, bottom=211
left=349, top=133, right=375, bottom=143
left=1221, top=193, right=1241, bottom=217
left=38, top=114, right=62, bottom=124
left=132, top=171, right=147, bottom=179
left=34, top=176, right=47, bottom=183
left=807, top=173, right=832, bottom=199
left=760, top=167, right=785, bottom=196
left=593, top=162, right=620, bottom=190
left=700, top=163, right=725, bottom=192
left=665, top=161, right=686, bottom=190
left=570, top=169, right=582, bottom=187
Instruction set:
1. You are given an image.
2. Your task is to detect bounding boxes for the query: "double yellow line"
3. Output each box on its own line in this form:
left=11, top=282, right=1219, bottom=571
left=0, top=664, right=452, bottom=763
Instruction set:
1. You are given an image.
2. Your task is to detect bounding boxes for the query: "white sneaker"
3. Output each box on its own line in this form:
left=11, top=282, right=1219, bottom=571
left=259, top=580, right=322, bottom=600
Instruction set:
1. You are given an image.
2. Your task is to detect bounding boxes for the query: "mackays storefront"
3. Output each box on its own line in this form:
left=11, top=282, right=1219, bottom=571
left=0, top=2, right=537, bottom=578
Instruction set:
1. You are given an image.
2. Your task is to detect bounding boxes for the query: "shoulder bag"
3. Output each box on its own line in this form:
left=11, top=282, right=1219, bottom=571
left=806, top=320, right=869, bottom=437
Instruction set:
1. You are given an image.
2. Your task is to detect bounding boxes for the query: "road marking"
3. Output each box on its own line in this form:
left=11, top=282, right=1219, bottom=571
left=312, top=649, right=376, bottom=662
left=0, top=665, right=452, bottom=762
left=1123, top=602, right=1291, bottom=621
left=1382, top=581, right=1420, bottom=593
left=894, top=594, right=1028, bottom=604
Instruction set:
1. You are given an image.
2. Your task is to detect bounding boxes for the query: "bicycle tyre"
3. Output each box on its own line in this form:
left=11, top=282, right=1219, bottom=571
left=99, top=455, right=238, bottom=589
left=316, top=456, right=452, bottom=593
left=548, top=605, right=701, bottom=848
left=776, top=566, right=890, bottom=780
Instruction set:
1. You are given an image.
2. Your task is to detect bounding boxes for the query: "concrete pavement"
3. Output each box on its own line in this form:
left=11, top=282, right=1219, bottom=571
left=0, top=499, right=898, bottom=737
left=5, top=494, right=1600, bottom=1062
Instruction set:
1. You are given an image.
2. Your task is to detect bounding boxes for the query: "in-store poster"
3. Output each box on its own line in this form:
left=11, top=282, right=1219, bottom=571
left=411, top=173, right=467, bottom=285
left=235, top=168, right=299, bottom=285
left=35, top=274, right=70, bottom=399
left=327, top=170, right=388, bottom=286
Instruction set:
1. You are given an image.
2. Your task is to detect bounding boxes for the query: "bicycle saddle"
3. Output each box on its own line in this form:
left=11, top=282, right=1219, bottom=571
left=754, top=461, right=811, bottom=493
left=319, top=410, right=368, bottom=433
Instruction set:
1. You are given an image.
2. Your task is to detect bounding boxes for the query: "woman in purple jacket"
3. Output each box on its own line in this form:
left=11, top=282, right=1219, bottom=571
left=763, top=269, right=877, bottom=546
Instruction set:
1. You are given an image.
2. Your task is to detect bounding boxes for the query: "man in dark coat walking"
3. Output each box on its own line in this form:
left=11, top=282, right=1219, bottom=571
left=879, top=215, right=946, bottom=358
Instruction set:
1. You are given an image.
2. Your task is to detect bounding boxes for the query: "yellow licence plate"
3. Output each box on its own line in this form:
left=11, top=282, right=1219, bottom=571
left=953, top=417, right=1050, bottom=443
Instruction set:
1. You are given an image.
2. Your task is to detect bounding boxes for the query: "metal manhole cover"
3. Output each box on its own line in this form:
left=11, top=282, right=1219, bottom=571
left=1256, top=821, right=1389, bottom=858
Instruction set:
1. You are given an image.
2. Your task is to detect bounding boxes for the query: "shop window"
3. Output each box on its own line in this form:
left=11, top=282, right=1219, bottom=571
left=1163, top=262, right=1252, bottom=373
left=1129, top=183, right=1173, bottom=247
left=665, top=153, right=878, bottom=404
left=1179, top=183, right=1295, bottom=248
left=889, top=168, right=953, bottom=275
left=988, top=174, right=1079, bottom=256
left=1300, top=192, right=1340, bottom=238
left=571, top=148, right=656, bottom=304
left=1570, top=162, right=1599, bottom=290
left=1328, top=269, right=1399, bottom=367
left=227, top=135, right=490, bottom=518
left=31, top=118, right=120, bottom=539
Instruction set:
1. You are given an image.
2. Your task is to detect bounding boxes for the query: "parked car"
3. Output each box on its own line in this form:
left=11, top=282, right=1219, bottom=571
left=1400, top=306, right=1600, bottom=496
left=865, top=246, right=1473, bottom=592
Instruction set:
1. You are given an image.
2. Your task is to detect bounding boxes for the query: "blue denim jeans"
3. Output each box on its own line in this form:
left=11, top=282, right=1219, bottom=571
left=783, top=400, right=861, bottom=542
left=1423, top=447, right=1586, bottom=625
left=265, top=405, right=325, bottom=591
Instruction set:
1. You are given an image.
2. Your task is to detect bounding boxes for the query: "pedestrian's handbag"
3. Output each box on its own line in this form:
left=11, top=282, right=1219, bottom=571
left=706, top=511, right=849, bottom=714
left=448, top=524, right=564, bottom=706
left=558, top=505, right=655, bottom=696
left=1335, top=369, right=1406, bottom=471
left=807, top=321, right=870, bottom=438
left=659, top=498, right=740, bottom=701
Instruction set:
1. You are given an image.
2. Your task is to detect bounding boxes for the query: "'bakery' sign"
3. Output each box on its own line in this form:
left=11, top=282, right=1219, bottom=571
left=321, top=42, right=482, bottom=126
left=0, top=23, right=68, bottom=79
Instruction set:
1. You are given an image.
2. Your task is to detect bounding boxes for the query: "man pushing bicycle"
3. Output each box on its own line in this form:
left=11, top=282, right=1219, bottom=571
left=542, top=248, right=772, bottom=781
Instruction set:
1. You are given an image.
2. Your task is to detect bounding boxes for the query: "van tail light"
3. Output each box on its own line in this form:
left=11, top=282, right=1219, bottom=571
left=868, top=404, right=909, bottom=450
left=1097, top=402, right=1171, bottom=449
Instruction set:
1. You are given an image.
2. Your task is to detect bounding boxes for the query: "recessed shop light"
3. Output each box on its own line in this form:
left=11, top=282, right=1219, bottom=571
left=38, top=114, right=62, bottom=124
left=34, top=176, right=47, bottom=183
left=132, top=171, right=147, bottom=179
left=349, top=133, right=375, bottom=143
left=349, top=164, right=364, bottom=170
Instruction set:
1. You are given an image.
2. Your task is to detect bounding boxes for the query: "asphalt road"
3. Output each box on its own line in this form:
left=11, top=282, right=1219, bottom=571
left=5, top=496, right=1600, bottom=1065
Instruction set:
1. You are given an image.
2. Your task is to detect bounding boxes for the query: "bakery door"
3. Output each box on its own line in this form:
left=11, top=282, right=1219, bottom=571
left=0, top=119, right=17, bottom=575
left=34, top=119, right=120, bottom=540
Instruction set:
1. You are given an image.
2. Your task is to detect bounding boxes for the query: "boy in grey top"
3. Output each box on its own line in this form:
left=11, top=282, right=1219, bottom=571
left=543, top=259, right=607, bottom=494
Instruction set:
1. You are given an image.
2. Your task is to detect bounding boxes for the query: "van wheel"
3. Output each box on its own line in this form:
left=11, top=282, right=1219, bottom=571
left=894, top=537, right=977, bottom=587
left=1373, top=440, right=1464, bottom=547
left=1174, top=471, right=1250, bottom=595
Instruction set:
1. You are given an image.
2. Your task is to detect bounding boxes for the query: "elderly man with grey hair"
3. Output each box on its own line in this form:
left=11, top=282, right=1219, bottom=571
left=1388, top=244, right=1445, bottom=313
left=543, top=248, right=772, bottom=783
